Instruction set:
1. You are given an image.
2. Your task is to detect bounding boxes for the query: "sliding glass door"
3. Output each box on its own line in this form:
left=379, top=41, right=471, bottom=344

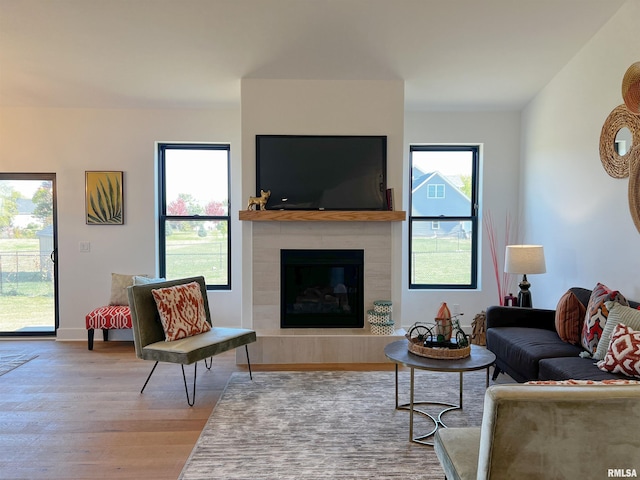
left=0, top=173, right=58, bottom=336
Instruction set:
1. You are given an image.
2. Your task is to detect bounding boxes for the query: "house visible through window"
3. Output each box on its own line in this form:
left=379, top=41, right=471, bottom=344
left=409, top=145, right=479, bottom=289
left=158, top=143, right=231, bottom=289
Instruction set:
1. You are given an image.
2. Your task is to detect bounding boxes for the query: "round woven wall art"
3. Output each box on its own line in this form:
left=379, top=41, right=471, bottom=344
left=599, top=104, right=640, bottom=178
left=630, top=159, right=640, bottom=234
left=622, top=62, right=640, bottom=115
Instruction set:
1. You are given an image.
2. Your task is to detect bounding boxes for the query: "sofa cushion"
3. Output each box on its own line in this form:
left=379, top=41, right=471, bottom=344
left=597, top=323, right=640, bottom=378
left=487, top=327, right=583, bottom=381
left=594, top=301, right=640, bottom=360
left=151, top=281, right=211, bottom=341
left=538, top=356, right=629, bottom=381
left=555, top=290, right=586, bottom=345
left=581, top=283, right=628, bottom=355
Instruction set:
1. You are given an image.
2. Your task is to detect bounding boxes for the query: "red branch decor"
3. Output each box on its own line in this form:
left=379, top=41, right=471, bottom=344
left=483, top=211, right=517, bottom=306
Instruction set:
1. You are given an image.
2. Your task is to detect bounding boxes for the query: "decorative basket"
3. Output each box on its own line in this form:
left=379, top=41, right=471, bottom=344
left=373, top=300, right=393, bottom=314
left=405, top=321, right=471, bottom=360
left=407, top=336, right=471, bottom=359
left=370, top=321, right=395, bottom=335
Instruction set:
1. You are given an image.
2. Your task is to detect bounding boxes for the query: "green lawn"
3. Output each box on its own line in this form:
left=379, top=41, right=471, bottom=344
left=0, top=238, right=54, bottom=331
left=411, top=236, right=472, bottom=285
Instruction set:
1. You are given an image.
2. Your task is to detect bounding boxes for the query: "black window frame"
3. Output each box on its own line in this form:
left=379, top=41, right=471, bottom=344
left=157, top=143, right=231, bottom=290
left=409, top=144, right=479, bottom=290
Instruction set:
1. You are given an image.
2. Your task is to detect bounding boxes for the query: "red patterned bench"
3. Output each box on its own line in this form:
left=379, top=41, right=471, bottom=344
left=85, top=305, right=132, bottom=350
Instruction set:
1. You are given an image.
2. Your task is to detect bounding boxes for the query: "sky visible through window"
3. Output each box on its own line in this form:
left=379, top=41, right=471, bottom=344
left=165, top=149, right=229, bottom=207
left=412, top=150, right=472, bottom=177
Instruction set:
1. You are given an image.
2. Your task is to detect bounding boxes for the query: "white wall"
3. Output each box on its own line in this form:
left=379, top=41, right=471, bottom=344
left=0, top=106, right=243, bottom=340
left=402, top=111, right=522, bottom=327
left=521, top=0, right=640, bottom=307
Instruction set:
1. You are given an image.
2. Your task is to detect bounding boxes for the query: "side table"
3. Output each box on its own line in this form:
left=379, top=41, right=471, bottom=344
left=384, top=339, right=496, bottom=445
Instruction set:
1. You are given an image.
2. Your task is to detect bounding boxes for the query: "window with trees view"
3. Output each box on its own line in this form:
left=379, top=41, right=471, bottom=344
left=409, top=145, right=479, bottom=289
left=158, top=144, right=231, bottom=289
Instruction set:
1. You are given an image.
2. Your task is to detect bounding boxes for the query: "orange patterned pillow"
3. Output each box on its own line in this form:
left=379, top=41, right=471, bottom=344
left=597, top=323, right=640, bottom=378
left=555, top=290, right=586, bottom=345
left=151, top=281, right=211, bottom=341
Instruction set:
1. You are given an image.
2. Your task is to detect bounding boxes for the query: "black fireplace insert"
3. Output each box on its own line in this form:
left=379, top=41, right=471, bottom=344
left=280, top=249, right=364, bottom=328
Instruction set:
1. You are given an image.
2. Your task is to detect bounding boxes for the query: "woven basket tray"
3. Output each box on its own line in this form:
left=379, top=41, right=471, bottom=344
left=407, top=337, right=471, bottom=360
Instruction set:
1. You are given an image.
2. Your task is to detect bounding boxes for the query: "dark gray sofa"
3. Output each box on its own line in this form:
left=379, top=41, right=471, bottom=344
left=486, top=287, right=640, bottom=382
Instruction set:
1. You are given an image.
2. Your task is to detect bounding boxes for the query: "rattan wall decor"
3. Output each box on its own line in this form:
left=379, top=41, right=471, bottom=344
left=599, top=61, right=640, bottom=235
left=622, top=62, right=640, bottom=115
left=629, top=159, right=640, bottom=234
left=599, top=105, right=639, bottom=178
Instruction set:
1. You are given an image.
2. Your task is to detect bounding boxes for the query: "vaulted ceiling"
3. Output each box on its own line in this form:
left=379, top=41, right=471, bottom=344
left=0, top=0, right=626, bottom=111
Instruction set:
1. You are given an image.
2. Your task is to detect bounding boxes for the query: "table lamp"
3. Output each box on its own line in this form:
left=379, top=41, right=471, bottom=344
left=504, top=245, right=546, bottom=308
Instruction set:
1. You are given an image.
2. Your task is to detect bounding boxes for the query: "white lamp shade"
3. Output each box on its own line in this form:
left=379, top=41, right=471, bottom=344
left=504, top=245, right=546, bottom=274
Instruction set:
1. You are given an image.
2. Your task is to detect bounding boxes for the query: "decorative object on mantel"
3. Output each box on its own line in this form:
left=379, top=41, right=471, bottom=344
left=246, top=189, right=271, bottom=210
left=622, top=61, right=640, bottom=115
left=599, top=61, right=640, bottom=235
left=406, top=314, right=470, bottom=360
left=368, top=300, right=394, bottom=335
left=85, top=171, right=124, bottom=225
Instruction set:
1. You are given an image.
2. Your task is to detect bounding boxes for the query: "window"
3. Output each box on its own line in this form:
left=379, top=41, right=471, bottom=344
left=158, top=144, right=231, bottom=289
left=409, top=145, right=479, bottom=289
left=427, top=184, right=445, bottom=199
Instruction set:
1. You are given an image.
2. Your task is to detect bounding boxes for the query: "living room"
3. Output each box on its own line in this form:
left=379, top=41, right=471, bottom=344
left=2, top=1, right=638, bottom=344
left=1, top=0, right=639, bottom=478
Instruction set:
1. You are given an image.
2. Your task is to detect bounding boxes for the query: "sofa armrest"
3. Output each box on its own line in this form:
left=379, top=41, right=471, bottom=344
left=486, top=305, right=556, bottom=331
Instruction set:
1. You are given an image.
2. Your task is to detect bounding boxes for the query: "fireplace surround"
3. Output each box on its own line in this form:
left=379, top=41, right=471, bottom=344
left=280, top=249, right=364, bottom=328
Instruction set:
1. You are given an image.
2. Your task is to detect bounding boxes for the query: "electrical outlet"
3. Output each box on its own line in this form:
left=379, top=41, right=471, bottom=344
left=79, top=241, right=91, bottom=253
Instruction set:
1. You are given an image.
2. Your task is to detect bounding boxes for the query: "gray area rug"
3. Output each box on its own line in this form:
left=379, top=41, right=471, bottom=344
left=179, top=369, right=489, bottom=479
left=0, top=353, right=38, bottom=377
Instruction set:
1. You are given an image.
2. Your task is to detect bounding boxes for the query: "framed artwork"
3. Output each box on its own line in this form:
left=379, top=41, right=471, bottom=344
left=85, top=171, right=124, bottom=225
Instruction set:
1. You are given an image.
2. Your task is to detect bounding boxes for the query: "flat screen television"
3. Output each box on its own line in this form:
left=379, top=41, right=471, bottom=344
left=256, top=135, right=387, bottom=210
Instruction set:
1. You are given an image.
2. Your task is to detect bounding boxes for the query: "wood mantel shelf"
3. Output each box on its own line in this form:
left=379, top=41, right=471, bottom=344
left=239, top=210, right=406, bottom=222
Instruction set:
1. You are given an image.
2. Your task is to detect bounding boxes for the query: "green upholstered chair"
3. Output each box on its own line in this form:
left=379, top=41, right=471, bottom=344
left=127, top=276, right=256, bottom=406
left=434, top=383, right=640, bottom=479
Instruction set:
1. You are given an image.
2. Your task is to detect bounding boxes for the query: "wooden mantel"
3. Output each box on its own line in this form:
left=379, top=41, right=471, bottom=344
left=238, top=210, right=406, bottom=222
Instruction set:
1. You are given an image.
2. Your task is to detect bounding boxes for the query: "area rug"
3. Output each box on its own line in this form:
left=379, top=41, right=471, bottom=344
left=179, top=369, right=489, bottom=480
left=0, top=353, right=38, bottom=377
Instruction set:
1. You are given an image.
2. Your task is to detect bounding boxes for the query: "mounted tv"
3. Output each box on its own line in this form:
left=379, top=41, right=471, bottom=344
left=256, top=135, right=387, bottom=210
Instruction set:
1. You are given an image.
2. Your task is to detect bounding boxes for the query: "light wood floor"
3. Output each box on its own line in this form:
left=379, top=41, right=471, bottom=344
left=0, top=339, right=394, bottom=480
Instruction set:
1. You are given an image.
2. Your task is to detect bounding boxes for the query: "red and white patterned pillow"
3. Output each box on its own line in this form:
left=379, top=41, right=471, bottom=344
left=597, top=323, right=640, bottom=378
left=151, top=281, right=211, bottom=341
left=526, top=379, right=640, bottom=385
left=581, top=283, right=628, bottom=355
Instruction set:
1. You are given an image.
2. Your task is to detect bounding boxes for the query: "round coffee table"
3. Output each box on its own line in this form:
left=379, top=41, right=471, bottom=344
left=384, top=339, right=496, bottom=445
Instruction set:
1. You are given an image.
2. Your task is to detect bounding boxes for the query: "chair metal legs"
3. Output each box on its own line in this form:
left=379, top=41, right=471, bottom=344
left=245, top=344, right=253, bottom=380
left=182, top=363, right=197, bottom=407
left=139, top=346, right=254, bottom=407
left=140, top=361, right=159, bottom=394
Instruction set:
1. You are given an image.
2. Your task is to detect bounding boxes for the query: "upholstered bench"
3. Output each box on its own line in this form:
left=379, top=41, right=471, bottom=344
left=85, top=305, right=132, bottom=350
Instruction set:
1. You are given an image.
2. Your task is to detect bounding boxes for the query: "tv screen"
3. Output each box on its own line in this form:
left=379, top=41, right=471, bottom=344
left=256, top=135, right=387, bottom=210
